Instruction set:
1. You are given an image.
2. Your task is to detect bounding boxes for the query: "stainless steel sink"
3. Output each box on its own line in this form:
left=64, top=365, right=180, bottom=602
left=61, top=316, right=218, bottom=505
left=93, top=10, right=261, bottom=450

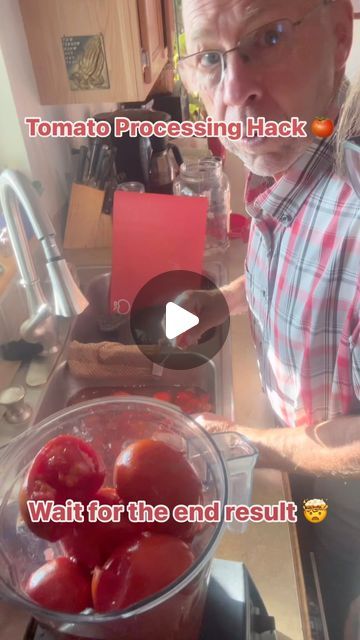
left=34, top=357, right=219, bottom=423
left=1, top=261, right=234, bottom=439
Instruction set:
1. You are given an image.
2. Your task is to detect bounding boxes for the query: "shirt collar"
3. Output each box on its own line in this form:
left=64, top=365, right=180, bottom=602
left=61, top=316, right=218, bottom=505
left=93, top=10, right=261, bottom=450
left=245, top=80, right=349, bottom=227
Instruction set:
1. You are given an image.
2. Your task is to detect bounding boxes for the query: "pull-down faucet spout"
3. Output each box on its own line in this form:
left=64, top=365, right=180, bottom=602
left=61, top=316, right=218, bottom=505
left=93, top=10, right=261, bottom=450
left=0, top=170, right=89, bottom=353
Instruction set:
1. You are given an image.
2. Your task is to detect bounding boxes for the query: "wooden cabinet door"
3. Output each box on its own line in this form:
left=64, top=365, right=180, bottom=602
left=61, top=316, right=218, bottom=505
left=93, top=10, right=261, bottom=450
left=162, top=0, right=176, bottom=54
left=19, top=0, right=142, bottom=104
left=137, top=0, right=167, bottom=84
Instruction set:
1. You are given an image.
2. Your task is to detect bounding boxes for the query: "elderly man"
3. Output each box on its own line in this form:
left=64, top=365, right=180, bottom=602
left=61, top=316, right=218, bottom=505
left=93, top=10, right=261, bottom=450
left=178, top=0, right=360, bottom=638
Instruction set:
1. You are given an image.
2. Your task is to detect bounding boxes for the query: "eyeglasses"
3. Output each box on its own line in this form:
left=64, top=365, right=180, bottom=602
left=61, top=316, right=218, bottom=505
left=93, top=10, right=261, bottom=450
left=178, top=0, right=336, bottom=92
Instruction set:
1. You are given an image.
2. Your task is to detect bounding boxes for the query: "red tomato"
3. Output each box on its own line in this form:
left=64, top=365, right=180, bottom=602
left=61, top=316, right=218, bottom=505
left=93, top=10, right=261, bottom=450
left=94, top=487, right=142, bottom=537
left=92, top=533, right=194, bottom=613
left=173, top=389, right=213, bottom=414
left=195, top=393, right=213, bottom=413
left=19, top=480, right=70, bottom=542
left=25, top=557, right=92, bottom=613
left=62, top=487, right=139, bottom=569
left=152, top=391, right=173, bottom=404
left=96, top=486, right=121, bottom=504
left=62, top=523, right=109, bottom=570
left=311, top=118, right=334, bottom=139
left=114, top=439, right=202, bottom=536
left=27, top=435, right=105, bottom=501
left=173, top=390, right=198, bottom=413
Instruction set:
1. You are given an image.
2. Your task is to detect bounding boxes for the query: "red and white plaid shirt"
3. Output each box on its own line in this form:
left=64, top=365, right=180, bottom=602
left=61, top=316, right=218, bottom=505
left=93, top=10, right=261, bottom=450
left=245, top=136, right=360, bottom=428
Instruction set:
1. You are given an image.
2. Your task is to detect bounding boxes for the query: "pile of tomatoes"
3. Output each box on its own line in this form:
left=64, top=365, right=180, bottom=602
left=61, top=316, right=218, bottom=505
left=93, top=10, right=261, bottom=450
left=68, top=387, right=213, bottom=415
left=152, top=389, right=212, bottom=414
left=21, top=433, right=203, bottom=614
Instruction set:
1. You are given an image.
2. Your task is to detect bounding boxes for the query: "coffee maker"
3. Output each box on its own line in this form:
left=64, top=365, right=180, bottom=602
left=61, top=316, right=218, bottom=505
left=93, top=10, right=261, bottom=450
left=94, top=109, right=182, bottom=191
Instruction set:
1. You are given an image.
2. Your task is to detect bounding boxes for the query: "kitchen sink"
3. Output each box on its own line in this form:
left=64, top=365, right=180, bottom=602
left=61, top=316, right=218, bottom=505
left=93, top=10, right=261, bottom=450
left=34, top=358, right=218, bottom=423
left=0, top=261, right=234, bottom=440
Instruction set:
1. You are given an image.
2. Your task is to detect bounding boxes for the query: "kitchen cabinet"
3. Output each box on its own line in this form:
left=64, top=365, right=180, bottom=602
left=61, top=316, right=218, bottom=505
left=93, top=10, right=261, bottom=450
left=137, top=0, right=167, bottom=85
left=19, top=0, right=173, bottom=105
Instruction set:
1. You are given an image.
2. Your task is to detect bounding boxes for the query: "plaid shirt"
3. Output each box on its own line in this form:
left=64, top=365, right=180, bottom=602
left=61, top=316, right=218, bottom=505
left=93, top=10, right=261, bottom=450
left=245, top=136, right=360, bottom=428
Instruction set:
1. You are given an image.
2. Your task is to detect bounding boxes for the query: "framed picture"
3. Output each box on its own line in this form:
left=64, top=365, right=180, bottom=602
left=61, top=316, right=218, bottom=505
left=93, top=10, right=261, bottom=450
left=353, top=0, right=360, bottom=17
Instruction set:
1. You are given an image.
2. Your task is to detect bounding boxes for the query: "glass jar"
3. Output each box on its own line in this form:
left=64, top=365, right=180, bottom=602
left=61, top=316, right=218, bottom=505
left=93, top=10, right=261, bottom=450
left=173, top=158, right=230, bottom=254
left=116, top=182, right=145, bottom=193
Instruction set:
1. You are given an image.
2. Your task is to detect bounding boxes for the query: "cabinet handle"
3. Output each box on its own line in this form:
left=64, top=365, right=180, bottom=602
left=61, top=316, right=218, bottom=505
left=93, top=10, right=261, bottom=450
left=141, top=48, right=151, bottom=83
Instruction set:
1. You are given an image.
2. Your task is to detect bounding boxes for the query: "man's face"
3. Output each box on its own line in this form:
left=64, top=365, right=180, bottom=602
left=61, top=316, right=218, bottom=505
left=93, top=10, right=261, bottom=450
left=182, top=0, right=352, bottom=176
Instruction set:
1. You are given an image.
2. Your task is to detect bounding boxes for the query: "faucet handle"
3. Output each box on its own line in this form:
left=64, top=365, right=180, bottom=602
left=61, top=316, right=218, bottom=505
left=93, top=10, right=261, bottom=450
left=0, top=385, right=32, bottom=425
left=0, top=228, right=12, bottom=258
left=20, top=302, right=58, bottom=354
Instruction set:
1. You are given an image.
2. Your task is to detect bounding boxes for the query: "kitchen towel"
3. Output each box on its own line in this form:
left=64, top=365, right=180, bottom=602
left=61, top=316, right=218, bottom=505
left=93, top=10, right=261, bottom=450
left=67, top=340, right=160, bottom=381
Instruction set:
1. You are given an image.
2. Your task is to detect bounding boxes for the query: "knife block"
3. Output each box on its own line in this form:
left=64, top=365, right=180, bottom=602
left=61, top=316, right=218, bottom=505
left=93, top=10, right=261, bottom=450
left=64, top=184, right=113, bottom=250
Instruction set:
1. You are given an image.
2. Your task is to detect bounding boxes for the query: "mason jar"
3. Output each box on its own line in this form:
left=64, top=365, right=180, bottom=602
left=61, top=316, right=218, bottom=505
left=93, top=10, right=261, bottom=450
left=173, top=158, right=230, bottom=254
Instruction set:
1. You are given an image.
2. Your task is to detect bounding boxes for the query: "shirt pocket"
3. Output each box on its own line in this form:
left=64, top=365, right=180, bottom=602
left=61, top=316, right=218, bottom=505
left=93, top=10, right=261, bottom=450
left=350, top=320, right=360, bottom=401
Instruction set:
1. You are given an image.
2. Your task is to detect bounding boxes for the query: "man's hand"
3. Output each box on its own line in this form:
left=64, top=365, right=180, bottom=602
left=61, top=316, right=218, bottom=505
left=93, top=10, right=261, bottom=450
left=174, top=288, right=229, bottom=348
left=196, top=413, right=360, bottom=478
left=174, top=275, right=247, bottom=347
left=192, top=412, right=238, bottom=433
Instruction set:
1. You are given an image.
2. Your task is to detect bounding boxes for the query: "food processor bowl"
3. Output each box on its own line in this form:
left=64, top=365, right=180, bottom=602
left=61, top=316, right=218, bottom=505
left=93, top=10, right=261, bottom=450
left=0, top=397, right=257, bottom=639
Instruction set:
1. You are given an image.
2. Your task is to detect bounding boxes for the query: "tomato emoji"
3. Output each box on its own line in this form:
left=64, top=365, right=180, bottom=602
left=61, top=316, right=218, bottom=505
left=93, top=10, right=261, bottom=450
left=311, top=118, right=334, bottom=139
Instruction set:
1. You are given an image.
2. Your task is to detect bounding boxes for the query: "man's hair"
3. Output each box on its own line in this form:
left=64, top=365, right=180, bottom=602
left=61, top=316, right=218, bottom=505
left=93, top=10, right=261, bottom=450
left=336, top=75, right=360, bottom=174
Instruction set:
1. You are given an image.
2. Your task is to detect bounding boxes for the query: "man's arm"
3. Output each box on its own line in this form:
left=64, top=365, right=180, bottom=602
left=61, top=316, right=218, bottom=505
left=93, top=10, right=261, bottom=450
left=173, top=275, right=247, bottom=347
left=221, top=275, right=248, bottom=316
left=237, top=415, right=360, bottom=478
left=197, top=413, right=360, bottom=477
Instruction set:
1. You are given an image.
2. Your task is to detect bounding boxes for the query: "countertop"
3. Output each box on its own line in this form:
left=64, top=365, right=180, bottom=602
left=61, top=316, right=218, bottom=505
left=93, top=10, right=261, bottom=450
left=217, top=240, right=309, bottom=640
left=0, top=240, right=309, bottom=640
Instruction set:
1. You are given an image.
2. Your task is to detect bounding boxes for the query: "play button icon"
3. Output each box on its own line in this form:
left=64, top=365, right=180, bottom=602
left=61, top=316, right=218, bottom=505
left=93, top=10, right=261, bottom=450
left=129, top=270, right=230, bottom=370
left=165, top=303, right=199, bottom=341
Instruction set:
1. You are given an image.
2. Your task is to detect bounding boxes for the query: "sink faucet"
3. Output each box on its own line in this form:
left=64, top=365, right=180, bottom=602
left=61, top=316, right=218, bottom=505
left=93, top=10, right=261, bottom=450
left=0, top=169, right=89, bottom=353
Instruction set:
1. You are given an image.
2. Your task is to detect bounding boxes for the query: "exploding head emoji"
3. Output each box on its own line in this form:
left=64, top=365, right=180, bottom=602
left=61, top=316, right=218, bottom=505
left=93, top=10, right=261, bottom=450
left=303, top=499, right=328, bottom=524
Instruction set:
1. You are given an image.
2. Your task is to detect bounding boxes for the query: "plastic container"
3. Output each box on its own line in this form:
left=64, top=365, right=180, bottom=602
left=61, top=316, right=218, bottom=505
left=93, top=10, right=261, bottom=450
left=0, top=397, right=257, bottom=640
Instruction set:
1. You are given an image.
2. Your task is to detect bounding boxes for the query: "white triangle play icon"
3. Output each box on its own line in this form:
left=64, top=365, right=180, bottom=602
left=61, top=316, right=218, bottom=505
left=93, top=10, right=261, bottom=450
left=165, top=302, right=199, bottom=341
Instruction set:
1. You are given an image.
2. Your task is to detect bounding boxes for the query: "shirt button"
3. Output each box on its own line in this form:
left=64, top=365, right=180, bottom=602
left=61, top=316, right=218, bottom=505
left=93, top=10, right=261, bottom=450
left=281, top=214, right=292, bottom=224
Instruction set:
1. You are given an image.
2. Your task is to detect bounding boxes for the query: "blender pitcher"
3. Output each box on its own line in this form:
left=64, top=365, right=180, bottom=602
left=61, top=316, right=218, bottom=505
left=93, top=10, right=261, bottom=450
left=0, top=397, right=257, bottom=640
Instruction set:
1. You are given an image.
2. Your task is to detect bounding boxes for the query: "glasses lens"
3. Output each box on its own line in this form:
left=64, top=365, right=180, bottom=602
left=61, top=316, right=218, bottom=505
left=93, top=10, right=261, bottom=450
left=238, top=19, right=292, bottom=65
left=178, top=51, right=223, bottom=91
left=178, top=19, right=293, bottom=92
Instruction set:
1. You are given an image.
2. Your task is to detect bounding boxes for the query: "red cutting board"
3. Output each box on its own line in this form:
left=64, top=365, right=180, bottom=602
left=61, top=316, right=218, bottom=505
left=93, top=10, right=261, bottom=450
left=110, top=192, right=208, bottom=314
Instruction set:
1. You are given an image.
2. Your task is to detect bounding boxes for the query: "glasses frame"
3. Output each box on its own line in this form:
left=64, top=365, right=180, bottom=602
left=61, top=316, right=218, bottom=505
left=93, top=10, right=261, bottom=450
left=178, top=0, right=336, bottom=87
